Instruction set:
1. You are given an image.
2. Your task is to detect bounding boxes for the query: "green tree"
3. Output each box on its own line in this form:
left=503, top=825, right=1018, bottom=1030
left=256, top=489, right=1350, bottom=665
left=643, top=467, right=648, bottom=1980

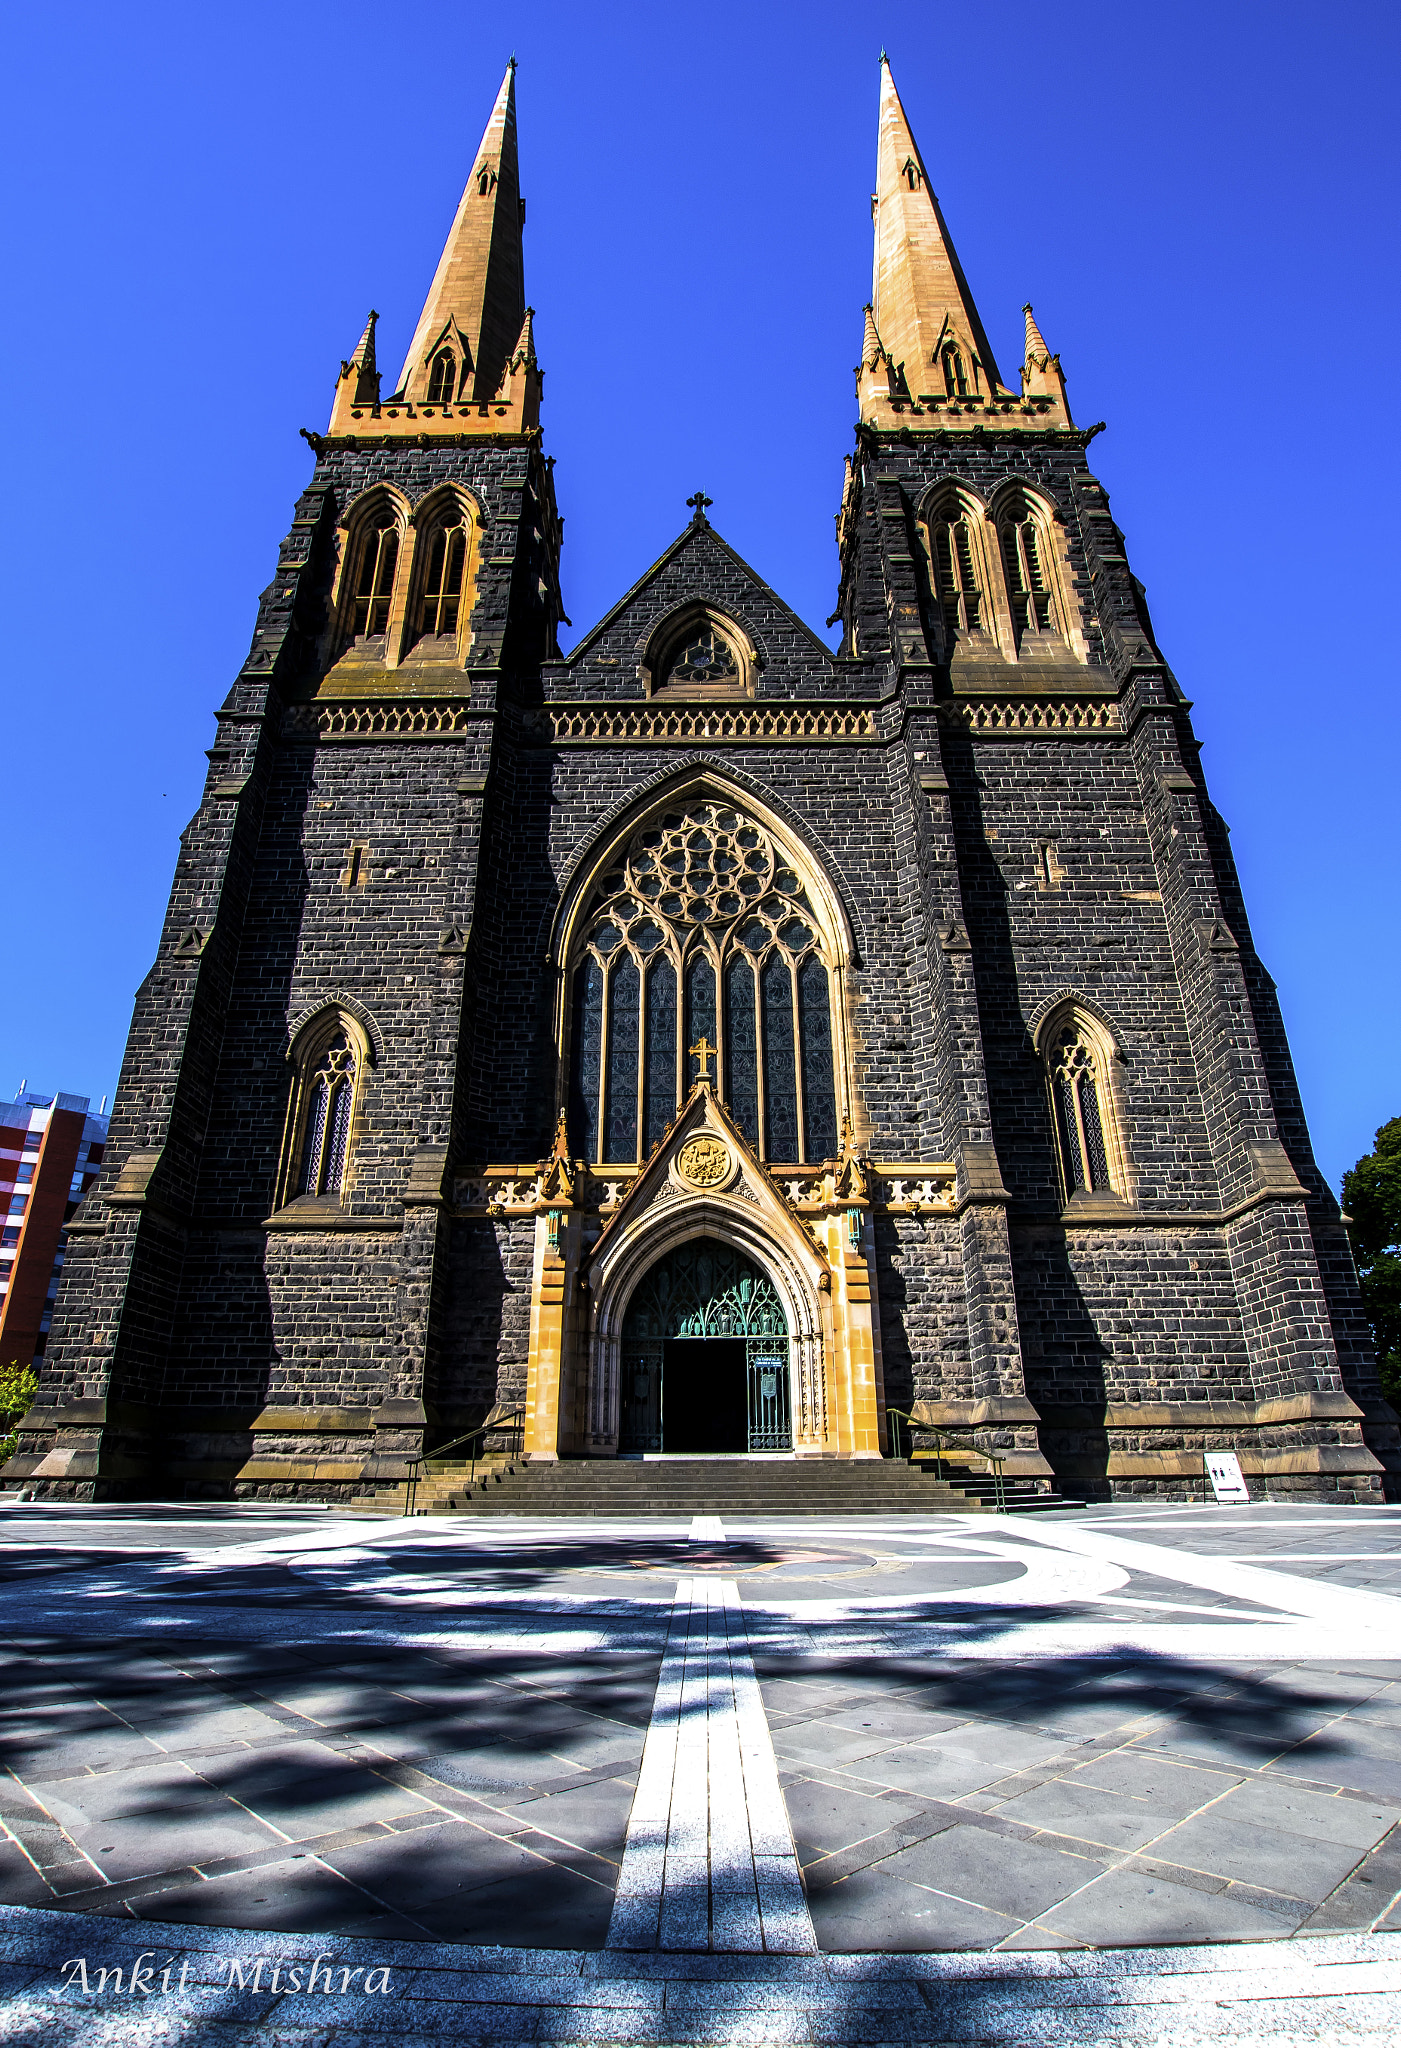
left=1342, top=1117, right=1401, bottom=1411
left=0, top=1361, right=38, bottom=1464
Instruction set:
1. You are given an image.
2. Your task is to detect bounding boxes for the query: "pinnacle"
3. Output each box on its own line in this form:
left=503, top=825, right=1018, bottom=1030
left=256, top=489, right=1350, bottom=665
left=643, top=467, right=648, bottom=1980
left=1023, top=302, right=1051, bottom=364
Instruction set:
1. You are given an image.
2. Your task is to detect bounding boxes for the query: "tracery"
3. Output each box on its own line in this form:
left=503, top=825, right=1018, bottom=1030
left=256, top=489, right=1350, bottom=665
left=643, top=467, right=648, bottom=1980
left=568, top=801, right=841, bottom=1164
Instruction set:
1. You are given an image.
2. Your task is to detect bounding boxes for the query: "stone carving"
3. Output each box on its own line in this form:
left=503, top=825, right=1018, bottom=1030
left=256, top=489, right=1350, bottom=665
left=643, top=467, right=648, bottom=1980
left=676, top=1135, right=732, bottom=1189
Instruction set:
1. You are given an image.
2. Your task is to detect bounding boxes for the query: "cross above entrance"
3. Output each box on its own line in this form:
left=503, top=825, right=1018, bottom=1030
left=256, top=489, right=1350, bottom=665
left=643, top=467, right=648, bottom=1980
left=689, top=1034, right=718, bottom=1084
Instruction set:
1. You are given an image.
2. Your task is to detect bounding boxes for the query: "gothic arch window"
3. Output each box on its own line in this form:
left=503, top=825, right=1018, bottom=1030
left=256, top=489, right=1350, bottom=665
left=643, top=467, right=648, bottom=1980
left=995, top=488, right=1065, bottom=649
left=351, top=518, right=399, bottom=642
left=922, top=490, right=994, bottom=651
left=404, top=487, right=479, bottom=662
left=1040, top=1007, right=1132, bottom=1205
left=645, top=608, right=753, bottom=696
left=426, top=348, right=457, bottom=404
left=278, top=1013, right=369, bottom=1208
left=565, top=799, right=845, bottom=1166
left=941, top=344, right=968, bottom=397
left=336, top=492, right=408, bottom=655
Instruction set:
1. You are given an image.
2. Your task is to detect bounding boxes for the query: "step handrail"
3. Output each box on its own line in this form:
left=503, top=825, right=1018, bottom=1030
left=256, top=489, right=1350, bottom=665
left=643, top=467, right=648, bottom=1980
left=885, top=1407, right=950, bottom=1481
left=402, top=1406, right=526, bottom=1516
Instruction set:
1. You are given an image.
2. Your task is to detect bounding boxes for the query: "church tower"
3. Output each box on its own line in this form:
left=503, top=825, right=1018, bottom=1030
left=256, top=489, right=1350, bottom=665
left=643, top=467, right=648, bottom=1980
left=9, top=59, right=1394, bottom=1504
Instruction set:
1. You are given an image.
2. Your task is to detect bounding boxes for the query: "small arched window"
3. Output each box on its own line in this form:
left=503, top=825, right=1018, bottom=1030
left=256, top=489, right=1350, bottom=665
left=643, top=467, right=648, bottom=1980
left=665, top=627, right=738, bottom=688
left=998, top=493, right=1058, bottom=642
left=1044, top=1013, right=1128, bottom=1204
left=427, top=349, right=457, bottom=404
left=928, top=504, right=983, bottom=641
left=286, top=1026, right=361, bottom=1204
left=477, top=165, right=495, bottom=197
left=351, top=518, right=400, bottom=642
left=566, top=801, right=843, bottom=1165
left=417, top=520, right=469, bottom=642
left=942, top=346, right=968, bottom=397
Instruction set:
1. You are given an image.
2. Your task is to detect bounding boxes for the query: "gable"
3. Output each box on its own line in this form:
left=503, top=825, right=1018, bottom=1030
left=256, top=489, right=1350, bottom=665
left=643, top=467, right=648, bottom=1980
left=543, top=518, right=851, bottom=702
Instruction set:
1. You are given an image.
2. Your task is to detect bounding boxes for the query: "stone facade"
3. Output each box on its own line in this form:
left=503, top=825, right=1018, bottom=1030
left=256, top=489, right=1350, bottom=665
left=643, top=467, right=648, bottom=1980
left=7, top=60, right=1395, bottom=1504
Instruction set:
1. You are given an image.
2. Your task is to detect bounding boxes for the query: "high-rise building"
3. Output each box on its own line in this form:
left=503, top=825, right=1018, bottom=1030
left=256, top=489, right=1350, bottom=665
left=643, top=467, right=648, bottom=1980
left=0, top=1092, right=107, bottom=1376
left=7, top=60, right=1395, bottom=1504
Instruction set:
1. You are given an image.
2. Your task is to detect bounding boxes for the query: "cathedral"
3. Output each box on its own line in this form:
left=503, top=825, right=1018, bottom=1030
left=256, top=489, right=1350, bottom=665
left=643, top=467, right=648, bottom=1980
left=10, top=59, right=1395, bottom=1505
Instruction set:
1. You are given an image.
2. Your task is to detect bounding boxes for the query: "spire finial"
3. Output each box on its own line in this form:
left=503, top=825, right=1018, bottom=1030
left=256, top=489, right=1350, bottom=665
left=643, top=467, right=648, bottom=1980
left=1022, top=302, right=1051, bottom=365
left=686, top=490, right=713, bottom=525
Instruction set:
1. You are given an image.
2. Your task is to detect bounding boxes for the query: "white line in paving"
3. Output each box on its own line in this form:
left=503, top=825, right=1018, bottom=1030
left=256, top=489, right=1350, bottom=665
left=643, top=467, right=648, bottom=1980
left=688, top=1515, right=726, bottom=1543
left=607, top=1574, right=815, bottom=1955
left=988, top=1517, right=1401, bottom=1634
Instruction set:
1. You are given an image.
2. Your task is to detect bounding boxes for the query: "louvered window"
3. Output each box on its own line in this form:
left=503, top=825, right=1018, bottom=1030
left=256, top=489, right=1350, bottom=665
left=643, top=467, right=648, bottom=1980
left=931, top=512, right=982, bottom=638
left=999, top=499, right=1056, bottom=638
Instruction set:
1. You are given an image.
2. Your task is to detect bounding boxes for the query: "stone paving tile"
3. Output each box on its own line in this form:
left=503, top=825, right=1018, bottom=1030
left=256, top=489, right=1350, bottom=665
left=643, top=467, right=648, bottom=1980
left=1037, top=1865, right=1304, bottom=1947
left=870, top=1825, right=1104, bottom=1922
left=807, top=1863, right=1018, bottom=1952
left=983, top=1773, right=1188, bottom=1852
left=1064, top=1747, right=1244, bottom=1811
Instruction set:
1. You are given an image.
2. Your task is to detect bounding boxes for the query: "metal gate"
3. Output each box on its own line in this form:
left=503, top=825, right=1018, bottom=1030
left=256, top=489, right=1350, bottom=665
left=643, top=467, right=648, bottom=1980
left=619, top=1240, right=792, bottom=1453
left=745, top=1341, right=791, bottom=1450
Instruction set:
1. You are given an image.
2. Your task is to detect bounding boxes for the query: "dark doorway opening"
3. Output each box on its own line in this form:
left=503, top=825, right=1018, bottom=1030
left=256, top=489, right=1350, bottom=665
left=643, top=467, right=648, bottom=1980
left=663, top=1338, right=748, bottom=1452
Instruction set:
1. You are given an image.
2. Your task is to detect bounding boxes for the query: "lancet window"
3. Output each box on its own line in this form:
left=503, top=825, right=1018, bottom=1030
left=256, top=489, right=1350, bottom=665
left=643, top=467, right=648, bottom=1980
left=416, top=519, right=469, bottom=641
left=350, top=517, right=400, bottom=642
left=427, top=348, right=459, bottom=404
left=281, top=1021, right=364, bottom=1207
left=928, top=503, right=984, bottom=640
left=998, top=492, right=1058, bottom=641
left=567, top=801, right=842, bottom=1165
left=1045, top=1013, right=1126, bottom=1203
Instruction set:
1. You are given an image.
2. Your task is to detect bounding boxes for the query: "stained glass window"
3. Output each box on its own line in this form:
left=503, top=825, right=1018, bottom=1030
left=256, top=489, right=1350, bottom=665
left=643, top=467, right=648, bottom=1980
left=724, top=958, right=759, bottom=1146
left=684, top=956, right=716, bottom=1089
left=643, top=958, right=677, bottom=1155
left=761, top=955, right=799, bottom=1161
left=568, top=801, right=843, bottom=1165
left=570, top=959, right=603, bottom=1161
left=798, top=957, right=838, bottom=1160
left=604, top=957, right=641, bottom=1163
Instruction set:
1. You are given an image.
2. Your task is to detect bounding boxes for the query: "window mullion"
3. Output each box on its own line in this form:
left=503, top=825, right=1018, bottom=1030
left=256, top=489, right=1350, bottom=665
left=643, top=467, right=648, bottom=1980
left=790, top=959, right=807, bottom=1164
left=595, top=961, right=610, bottom=1166
left=633, top=953, right=645, bottom=1164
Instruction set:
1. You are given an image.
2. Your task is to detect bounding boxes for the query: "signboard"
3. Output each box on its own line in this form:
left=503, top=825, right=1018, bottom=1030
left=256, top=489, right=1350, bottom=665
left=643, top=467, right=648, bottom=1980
left=1204, top=1451, right=1250, bottom=1504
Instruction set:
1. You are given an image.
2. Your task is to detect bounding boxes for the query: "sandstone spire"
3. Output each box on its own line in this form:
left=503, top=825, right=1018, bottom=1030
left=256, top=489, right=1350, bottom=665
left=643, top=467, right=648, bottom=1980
left=868, top=55, right=1009, bottom=406
left=396, top=60, right=526, bottom=405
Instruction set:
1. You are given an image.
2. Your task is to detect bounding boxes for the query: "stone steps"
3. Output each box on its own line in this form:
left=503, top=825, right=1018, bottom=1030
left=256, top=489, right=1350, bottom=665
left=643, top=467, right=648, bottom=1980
left=411, top=1456, right=1080, bottom=1517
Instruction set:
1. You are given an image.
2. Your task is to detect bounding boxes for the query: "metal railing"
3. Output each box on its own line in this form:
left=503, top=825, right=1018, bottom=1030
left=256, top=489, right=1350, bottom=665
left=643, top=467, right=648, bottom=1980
left=886, top=1410, right=1007, bottom=1510
left=402, top=1406, right=525, bottom=1517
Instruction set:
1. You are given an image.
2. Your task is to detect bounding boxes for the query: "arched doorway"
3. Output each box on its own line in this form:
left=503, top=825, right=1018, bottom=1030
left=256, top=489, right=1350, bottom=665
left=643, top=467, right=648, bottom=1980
left=618, top=1239, right=791, bottom=1454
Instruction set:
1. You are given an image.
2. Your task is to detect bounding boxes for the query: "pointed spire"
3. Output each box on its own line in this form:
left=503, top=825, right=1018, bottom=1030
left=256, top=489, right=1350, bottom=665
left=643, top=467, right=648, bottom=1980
left=397, top=61, right=525, bottom=404
left=340, top=310, right=380, bottom=407
left=870, top=56, right=1008, bottom=405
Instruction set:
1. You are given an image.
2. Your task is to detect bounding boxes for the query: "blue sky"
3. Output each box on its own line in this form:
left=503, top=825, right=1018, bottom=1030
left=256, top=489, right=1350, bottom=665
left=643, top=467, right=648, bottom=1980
left=2, top=0, right=1397, bottom=1190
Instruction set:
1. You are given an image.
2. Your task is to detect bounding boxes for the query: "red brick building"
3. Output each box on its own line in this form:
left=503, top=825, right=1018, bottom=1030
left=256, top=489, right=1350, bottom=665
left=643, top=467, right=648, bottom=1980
left=0, top=1093, right=107, bottom=1373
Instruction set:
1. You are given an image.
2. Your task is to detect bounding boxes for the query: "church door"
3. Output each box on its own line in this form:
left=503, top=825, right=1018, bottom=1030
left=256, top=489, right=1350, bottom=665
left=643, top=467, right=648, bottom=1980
left=618, top=1240, right=791, bottom=1454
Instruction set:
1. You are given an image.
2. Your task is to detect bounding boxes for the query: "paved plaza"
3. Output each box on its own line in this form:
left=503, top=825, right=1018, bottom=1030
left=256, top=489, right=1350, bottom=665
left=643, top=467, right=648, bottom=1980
left=0, top=1494, right=1399, bottom=2040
